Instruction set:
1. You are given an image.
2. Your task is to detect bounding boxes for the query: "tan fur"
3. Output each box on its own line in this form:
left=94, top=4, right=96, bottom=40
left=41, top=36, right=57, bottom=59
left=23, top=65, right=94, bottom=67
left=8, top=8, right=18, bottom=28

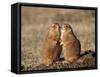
left=61, top=24, right=81, bottom=64
left=40, top=23, right=62, bottom=66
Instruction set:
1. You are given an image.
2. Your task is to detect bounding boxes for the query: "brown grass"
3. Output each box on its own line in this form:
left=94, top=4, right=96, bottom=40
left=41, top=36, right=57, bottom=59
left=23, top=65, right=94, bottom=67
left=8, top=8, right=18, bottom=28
left=21, top=6, right=96, bottom=71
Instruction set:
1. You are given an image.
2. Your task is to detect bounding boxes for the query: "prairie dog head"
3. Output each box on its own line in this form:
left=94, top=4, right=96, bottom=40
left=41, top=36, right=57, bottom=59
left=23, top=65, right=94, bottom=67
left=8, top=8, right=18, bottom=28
left=60, top=24, right=73, bottom=44
left=49, top=23, right=60, bottom=33
left=48, top=23, right=61, bottom=40
left=61, top=24, right=72, bottom=33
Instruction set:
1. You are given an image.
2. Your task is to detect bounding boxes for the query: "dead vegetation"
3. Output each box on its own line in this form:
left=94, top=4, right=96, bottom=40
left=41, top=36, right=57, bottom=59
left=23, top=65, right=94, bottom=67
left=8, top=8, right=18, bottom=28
left=21, top=50, right=95, bottom=71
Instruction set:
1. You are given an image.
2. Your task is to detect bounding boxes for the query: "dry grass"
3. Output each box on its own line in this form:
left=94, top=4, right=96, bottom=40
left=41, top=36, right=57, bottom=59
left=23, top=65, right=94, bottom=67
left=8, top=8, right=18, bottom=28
left=21, top=51, right=95, bottom=71
left=21, top=6, right=96, bottom=71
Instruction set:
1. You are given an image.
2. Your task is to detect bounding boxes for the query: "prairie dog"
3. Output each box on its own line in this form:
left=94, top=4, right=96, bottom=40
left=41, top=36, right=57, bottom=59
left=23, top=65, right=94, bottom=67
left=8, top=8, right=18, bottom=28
left=61, top=24, right=81, bottom=63
left=40, top=23, right=62, bottom=66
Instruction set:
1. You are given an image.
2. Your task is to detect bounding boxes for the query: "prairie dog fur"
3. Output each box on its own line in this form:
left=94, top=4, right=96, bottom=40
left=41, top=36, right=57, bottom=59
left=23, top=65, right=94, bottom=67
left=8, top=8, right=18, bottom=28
left=40, top=23, right=62, bottom=66
left=61, top=24, right=81, bottom=63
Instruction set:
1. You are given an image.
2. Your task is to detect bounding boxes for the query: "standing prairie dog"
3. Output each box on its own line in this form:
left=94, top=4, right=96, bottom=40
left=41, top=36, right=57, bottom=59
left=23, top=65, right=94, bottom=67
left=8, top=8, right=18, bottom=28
left=61, top=24, right=81, bottom=64
left=40, top=23, right=62, bottom=66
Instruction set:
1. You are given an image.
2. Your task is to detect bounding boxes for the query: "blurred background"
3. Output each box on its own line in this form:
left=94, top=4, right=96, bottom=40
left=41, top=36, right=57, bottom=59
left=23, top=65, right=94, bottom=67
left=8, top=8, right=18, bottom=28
left=21, top=6, right=95, bottom=70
